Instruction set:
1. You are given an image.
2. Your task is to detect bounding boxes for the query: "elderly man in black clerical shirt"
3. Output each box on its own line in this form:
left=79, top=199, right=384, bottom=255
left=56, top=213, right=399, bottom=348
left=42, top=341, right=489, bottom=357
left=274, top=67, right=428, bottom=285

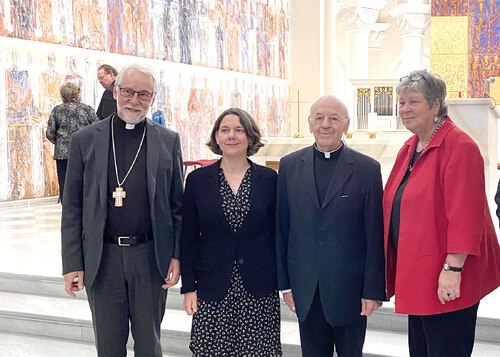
left=276, top=95, right=386, bottom=357
left=96, top=64, right=118, bottom=119
left=61, top=63, right=184, bottom=356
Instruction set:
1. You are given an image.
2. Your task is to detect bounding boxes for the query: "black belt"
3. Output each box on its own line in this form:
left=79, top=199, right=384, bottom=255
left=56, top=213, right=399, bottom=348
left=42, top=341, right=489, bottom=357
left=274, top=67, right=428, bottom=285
left=104, top=233, right=152, bottom=247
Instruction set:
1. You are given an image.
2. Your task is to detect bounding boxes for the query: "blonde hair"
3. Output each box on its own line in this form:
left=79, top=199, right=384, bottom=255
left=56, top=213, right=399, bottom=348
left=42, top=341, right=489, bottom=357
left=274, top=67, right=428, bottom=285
left=60, top=82, right=81, bottom=103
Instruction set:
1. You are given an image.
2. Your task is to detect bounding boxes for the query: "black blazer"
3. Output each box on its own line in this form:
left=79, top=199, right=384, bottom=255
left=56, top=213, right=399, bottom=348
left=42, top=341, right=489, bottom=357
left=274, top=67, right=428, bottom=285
left=61, top=117, right=184, bottom=288
left=180, top=159, right=278, bottom=301
left=276, top=145, right=386, bottom=326
left=96, top=82, right=117, bottom=120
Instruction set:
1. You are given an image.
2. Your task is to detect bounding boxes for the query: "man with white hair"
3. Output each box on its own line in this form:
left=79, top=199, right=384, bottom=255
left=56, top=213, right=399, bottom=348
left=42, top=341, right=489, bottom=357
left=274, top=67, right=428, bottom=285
left=61, top=63, right=183, bottom=356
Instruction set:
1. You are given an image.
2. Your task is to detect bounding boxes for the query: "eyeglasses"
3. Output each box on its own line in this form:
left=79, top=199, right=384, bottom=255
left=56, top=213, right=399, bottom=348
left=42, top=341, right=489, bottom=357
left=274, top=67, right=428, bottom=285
left=400, top=74, right=428, bottom=82
left=311, top=114, right=347, bottom=125
left=118, top=87, right=154, bottom=101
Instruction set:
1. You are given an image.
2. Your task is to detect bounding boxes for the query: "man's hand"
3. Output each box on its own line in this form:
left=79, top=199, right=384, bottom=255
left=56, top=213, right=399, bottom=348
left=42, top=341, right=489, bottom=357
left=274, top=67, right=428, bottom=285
left=283, top=291, right=296, bottom=313
left=162, top=257, right=180, bottom=289
left=361, top=298, right=382, bottom=316
left=183, top=291, right=198, bottom=315
left=63, top=271, right=84, bottom=297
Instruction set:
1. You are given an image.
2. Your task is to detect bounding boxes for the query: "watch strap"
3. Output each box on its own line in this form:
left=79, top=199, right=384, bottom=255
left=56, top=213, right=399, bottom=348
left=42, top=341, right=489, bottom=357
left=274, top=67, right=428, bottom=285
left=443, top=262, right=463, bottom=272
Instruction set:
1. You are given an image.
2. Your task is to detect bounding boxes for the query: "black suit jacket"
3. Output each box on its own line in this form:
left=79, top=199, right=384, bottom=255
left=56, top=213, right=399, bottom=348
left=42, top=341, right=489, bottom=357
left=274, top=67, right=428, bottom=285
left=276, top=145, right=386, bottom=326
left=180, top=160, right=278, bottom=301
left=61, top=117, right=184, bottom=289
left=96, top=82, right=117, bottom=120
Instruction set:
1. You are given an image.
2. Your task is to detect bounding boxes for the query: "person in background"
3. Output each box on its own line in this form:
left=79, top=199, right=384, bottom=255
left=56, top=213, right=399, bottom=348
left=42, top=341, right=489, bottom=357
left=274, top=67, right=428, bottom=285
left=494, top=181, right=500, bottom=226
left=96, top=64, right=118, bottom=119
left=61, top=63, right=183, bottom=356
left=384, top=69, right=500, bottom=357
left=46, top=82, right=98, bottom=203
left=276, top=95, right=386, bottom=357
left=180, top=108, right=282, bottom=356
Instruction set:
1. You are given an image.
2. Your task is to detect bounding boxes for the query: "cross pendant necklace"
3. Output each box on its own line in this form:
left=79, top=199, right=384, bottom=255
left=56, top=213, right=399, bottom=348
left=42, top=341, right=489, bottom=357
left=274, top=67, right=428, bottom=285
left=111, top=116, right=146, bottom=207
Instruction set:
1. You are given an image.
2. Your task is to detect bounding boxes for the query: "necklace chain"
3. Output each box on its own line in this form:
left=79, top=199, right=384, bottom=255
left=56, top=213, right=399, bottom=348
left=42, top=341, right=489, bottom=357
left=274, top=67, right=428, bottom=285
left=221, top=165, right=249, bottom=180
left=111, top=116, right=146, bottom=187
left=408, top=116, right=446, bottom=172
left=420, top=116, right=446, bottom=153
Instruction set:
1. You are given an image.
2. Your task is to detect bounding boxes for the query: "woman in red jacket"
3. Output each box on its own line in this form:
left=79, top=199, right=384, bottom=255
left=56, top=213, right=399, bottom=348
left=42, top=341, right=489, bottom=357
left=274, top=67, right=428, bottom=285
left=383, top=69, right=500, bottom=356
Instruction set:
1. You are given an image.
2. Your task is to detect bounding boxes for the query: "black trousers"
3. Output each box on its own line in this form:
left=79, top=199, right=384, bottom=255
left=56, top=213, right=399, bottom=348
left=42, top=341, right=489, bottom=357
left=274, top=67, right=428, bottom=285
left=87, top=240, right=167, bottom=357
left=56, top=159, right=67, bottom=203
left=408, top=302, right=479, bottom=357
left=298, top=286, right=367, bottom=357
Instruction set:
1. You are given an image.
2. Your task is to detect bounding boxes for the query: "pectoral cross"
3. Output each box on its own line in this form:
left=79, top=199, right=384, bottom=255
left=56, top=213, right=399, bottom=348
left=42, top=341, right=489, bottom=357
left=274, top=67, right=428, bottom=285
left=113, top=187, right=126, bottom=207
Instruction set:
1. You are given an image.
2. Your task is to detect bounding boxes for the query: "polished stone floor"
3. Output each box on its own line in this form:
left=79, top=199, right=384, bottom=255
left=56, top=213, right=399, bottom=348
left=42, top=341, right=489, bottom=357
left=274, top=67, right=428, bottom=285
left=0, top=196, right=499, bottom=357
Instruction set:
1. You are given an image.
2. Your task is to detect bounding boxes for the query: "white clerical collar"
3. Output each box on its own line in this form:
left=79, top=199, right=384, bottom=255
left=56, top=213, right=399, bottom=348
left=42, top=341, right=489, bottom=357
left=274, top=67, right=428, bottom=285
left=125, top=123, right=136, bottom=130
left=314, top=142, right=343, bottom=159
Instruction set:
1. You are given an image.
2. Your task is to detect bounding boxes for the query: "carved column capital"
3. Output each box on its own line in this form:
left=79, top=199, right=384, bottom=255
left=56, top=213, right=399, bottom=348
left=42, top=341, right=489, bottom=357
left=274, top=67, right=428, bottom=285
left=369, top=23, right=390, bottom=48
left=389, top=4, right=431, bottom=37
left=337, top=0, right=388, bottom=31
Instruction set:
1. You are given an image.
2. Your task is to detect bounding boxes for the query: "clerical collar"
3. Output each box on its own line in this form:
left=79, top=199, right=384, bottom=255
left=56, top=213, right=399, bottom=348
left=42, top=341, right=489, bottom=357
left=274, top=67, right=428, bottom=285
left=313, top=142, right=343, bottom=159
left=114, top=115, right=146, bottom=130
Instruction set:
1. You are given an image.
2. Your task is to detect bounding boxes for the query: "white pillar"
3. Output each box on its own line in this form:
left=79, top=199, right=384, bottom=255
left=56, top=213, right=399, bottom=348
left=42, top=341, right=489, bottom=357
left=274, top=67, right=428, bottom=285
left=389, top=3, right=431, bottom=74
left=323, top=0, right=339, bottom=95
left=368, top=23, right=390, bottom=78
left=337, top=0, right=388, bottom=126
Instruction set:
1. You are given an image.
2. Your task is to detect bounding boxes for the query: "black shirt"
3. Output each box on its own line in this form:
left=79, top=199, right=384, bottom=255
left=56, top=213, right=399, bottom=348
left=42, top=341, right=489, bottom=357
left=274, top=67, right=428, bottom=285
left=389, top=150, right=422, bottom=249
left=314, top=144, right=343, bottom=207
left=106, top=116, right=152, bottom=236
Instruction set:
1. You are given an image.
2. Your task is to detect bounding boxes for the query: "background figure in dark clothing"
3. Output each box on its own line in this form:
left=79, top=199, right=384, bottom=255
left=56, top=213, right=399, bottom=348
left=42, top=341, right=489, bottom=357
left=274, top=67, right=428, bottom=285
left=46, top=82, right=98, bottom=203
left=495, top=180, right=500, bottom=227
left=96, top=64, right=118, bottom=119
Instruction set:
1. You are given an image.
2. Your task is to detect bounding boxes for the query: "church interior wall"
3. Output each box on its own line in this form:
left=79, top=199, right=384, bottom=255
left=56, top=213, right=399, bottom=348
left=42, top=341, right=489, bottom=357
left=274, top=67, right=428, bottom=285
left=0, top=0, right=292, bottom=201
left=1, top=0, right=498, bottom=202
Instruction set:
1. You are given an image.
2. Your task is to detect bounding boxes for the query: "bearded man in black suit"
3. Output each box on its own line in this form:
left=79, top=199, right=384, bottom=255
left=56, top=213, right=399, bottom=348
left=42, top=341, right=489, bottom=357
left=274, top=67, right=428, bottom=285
left=62, top=63, right=183, bottom=356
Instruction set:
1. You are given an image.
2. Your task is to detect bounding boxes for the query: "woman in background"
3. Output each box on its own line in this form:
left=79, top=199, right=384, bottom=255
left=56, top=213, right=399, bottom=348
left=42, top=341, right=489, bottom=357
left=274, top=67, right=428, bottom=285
left=46, top=82, right=98, bottom=202
left=383, top=69, right=500, bottom=357
left=180, top=108, right=282, bottom=356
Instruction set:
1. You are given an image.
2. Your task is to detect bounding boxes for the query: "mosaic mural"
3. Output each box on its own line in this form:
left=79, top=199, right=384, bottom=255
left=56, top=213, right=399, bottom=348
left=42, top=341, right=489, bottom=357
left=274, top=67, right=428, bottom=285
left=0, top=0, right=290, bottom=79
left=0, top=0, right=292, bottom=201
left=0, top=37, right=291, bottom=201
left=431, top=0, right=500, bottom=98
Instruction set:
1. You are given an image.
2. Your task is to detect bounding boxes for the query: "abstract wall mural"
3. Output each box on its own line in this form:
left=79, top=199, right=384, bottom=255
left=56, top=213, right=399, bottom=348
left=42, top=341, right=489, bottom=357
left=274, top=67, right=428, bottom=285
left=0, top=0, right=290, bottom=79
left=0, top=0, right=292, bottom=201
left=431, top=0, right=500, bottom=98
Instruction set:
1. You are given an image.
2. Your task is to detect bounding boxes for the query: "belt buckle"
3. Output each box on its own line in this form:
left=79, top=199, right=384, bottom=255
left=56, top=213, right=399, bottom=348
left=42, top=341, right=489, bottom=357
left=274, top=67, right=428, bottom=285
left=118, top=236, right=131, bottom=247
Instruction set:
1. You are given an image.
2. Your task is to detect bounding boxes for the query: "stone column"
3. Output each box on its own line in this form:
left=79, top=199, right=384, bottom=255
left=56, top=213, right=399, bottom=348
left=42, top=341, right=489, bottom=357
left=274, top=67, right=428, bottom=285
left=323, top=0, right=340, bottom=95
left=337, top=0, right=388, bottom=126
left=389, top=3, right=431, bottom=74
left=368, top=23, right=390, bottom=77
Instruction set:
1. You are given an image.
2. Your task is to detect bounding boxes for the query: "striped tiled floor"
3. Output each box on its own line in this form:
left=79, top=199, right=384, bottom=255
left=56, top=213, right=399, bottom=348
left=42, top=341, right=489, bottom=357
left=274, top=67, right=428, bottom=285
left=0, top=197, right=499, bottom=357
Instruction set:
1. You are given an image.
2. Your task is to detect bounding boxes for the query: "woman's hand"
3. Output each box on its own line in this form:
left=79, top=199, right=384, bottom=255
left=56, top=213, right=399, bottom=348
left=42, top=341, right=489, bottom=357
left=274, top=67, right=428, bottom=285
left=183, top=291, right=198, bottom=315
left=437, top=270, right=461, bottom=304
left=438, top=253, right=467, bottom=304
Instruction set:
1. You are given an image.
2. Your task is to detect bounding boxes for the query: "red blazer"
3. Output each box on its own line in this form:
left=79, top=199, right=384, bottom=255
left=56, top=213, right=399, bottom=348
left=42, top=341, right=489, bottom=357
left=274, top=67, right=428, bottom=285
left=383, top=117, right=500, bottom=315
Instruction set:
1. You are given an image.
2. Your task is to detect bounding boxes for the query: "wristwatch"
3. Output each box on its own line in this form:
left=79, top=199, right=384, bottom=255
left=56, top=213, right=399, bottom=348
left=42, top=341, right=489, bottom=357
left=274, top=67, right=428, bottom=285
left=443, top=262, right=463, bottom=272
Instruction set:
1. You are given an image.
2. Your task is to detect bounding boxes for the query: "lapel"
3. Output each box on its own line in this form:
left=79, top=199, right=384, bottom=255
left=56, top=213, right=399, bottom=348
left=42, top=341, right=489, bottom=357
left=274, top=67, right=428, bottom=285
left=299, top=146, right=321, bottom=210
left=94, top=118, right=110, bottom=210
left=320, top=144, right=354, bottom=210
left=236, top=160, right=260, bottom=236
left=146, top=119, right=160, bottom=206
left=206, top=160, right=233, bottom=233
